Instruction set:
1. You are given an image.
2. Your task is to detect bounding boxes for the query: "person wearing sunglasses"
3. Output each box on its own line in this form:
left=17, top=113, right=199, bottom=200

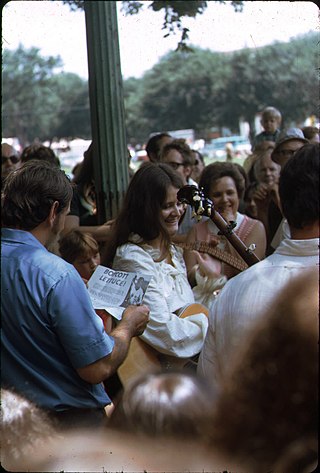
left=1, top=143, right=21, bottom=185
left=191, top=150, right=205, bottom=184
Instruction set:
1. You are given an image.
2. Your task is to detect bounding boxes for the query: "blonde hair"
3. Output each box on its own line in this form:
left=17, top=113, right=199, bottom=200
left=59, top=230, right=99, bottom=263
left=261, top=106, right=282, bottom=121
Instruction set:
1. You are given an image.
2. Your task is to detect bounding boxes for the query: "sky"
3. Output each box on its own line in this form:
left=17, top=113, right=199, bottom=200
left=2, top=1, right=319, bottom=80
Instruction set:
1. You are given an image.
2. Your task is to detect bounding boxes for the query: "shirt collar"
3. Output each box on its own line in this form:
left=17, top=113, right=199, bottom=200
left=1, top=228, right=44, bottom=250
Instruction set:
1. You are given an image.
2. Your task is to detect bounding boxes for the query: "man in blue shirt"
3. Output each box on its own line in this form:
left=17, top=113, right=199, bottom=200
left=1, top=161, right=149, bottom=429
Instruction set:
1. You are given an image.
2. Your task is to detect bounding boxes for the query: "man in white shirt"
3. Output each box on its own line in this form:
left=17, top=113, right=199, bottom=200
left=197, top=143, right=319, bottom=394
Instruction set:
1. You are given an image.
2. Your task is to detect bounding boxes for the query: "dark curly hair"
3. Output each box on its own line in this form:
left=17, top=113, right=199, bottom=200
left=199, top=162, right=245, bottom=200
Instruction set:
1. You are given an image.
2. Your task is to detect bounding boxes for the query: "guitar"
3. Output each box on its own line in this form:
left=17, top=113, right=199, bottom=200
left=117, top=303, right=209, bottom=389
left=177, top=185, right=260, bottom=267
left=178, top=241, right=248, bottom=272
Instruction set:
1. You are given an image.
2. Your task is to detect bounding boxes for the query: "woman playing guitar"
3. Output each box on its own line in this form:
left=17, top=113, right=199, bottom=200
left=182, top=162, right=266, bottom=307
left=101, top=163, right=209, bottom=388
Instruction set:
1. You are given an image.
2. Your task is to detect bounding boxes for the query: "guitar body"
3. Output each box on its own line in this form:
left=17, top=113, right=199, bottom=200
left=117, top=303, right=208, bottom=389
left=176, top=303, right=209, bottom=318
left=117, top=337, right=162, bottom=388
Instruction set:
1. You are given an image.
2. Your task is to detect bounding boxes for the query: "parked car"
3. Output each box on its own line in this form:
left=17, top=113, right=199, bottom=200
left=201, top=136, right=251, bottom=159
left=131, top=150, right=149, bottom=162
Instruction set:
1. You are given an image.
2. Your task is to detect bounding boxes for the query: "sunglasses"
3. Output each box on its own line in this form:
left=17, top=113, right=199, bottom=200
left=274, top=149, right=296, bottom=158
left=166, top=162, right=186, bottom=170
left=2, top=155, right=20, bottom=164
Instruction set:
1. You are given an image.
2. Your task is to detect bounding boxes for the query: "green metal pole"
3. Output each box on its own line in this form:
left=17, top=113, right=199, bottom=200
left=84, top=0, right=129, bottom=222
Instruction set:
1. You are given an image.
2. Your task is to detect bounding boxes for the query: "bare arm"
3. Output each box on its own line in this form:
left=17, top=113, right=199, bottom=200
left=245, top=219, right=267, bottom=260
left=62, top=215, right=114, bottom=242
left=76, top=304, right=149, bottom=384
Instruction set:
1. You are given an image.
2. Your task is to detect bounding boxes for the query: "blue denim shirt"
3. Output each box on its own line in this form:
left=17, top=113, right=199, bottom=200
left=1, top=228, right=114, bottom=410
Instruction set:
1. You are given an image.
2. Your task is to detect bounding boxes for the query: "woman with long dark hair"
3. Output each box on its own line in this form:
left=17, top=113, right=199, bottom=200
left=102, top=162, right=208, bottom=377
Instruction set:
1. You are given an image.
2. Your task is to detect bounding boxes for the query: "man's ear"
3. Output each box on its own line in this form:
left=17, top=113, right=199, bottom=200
left=48, top=201, right=59, bottom=226
left=184, top=165, right=192, bottom=180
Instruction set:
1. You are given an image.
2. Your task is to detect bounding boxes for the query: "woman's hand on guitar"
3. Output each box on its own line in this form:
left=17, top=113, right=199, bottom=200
left=121, top=304, right=150, bottom=337
left=193, top=251, right=222, bottom=279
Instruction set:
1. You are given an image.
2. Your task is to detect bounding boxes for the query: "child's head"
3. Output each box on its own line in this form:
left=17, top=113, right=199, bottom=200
left=243, top=182, right=258, bottom=219
left=260, top=106, right=282, bottom=134
left=59, top=230, right=100, bottom=280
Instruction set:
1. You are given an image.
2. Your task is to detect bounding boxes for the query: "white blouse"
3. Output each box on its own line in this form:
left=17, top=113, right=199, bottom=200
left=113, top=234, right=208, bottom=358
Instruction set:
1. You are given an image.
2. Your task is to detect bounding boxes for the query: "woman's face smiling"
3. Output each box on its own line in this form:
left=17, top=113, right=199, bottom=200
left=209, top=176, right=239, bottom=221
left=160, top=185, right=184, bottom=237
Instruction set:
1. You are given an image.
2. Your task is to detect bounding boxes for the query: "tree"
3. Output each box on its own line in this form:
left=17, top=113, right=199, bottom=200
left=61, top=0, right=244, bottom=49
left=123, top=77, right=150, bottom=145
left=2, top=45, right=63, bottom=145
left=217, top=32, right=319, bottom=140
left=123, top=32, right=318, bottom=143
left=2, top=46, right=91, bottom=144
left=49, top=73, right=91, bottom=139
left=124, top=47, right=230, bottom=142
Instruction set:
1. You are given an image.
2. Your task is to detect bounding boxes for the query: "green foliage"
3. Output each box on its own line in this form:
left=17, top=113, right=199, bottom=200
left=49, top=73, right=91, bottom=139
left=217, top=33, right=319, bottom=139
left=2, top=46, right=90, bottom=144
left=124, top=47, right=230, bottom=141
left=3, top=33, right=318, bottom=146
left=124, top=32, right=319, bottom=143
left=2, top=45, right=63, bottom=145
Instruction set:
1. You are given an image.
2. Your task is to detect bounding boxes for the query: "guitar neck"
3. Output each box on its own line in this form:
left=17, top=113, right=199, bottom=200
left=179, top=241, right=248, bottom=272
left=210, top=210, right=260, bottom=267
left=177, top=185, right=260, bottom=267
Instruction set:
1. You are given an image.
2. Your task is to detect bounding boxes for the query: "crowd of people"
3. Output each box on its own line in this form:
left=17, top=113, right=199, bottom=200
left=1, top=107, right=319, bottom=472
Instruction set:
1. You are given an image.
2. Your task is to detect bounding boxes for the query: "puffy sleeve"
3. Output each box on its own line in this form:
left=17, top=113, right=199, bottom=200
left=113, top=244, right=208, bottom=358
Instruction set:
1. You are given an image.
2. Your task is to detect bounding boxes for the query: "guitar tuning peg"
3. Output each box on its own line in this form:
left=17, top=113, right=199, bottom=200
left=198, top=205, right=204, bottom=214
left=206, top=207, right=211, bottom=216
left=193, top=195, right=201, bottom=202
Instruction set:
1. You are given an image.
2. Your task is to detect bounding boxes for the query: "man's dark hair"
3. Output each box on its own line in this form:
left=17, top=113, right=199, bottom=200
left=161, top=139, right=195, bottom=166
left=146, top=133, right=172, bottom=163
left=2, top=161, right=73, bottom=230
left=279, top=143, right=319, bottom=229
left=21, top=144, right=61, bottom=168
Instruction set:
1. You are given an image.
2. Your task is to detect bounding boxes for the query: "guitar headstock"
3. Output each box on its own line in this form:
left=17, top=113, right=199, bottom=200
left=177, top=185, right=213, bottom=220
